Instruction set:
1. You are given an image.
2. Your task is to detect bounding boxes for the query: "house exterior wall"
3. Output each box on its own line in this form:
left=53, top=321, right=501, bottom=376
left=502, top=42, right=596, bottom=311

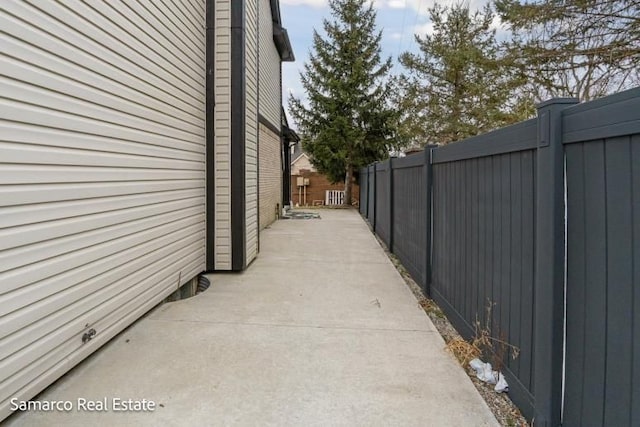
left=222, top=0, right=289, bottom=269
left=258, top=0, right=282, bottom=126
left=259, top=123, right=283, bottom=229
left=245, top=0, right=259, bottom=264
left=214, top=0, right=232, bottom=269
left=258, top=0, right=284, bottom=230
left=0, top=0, right=206, bottom=420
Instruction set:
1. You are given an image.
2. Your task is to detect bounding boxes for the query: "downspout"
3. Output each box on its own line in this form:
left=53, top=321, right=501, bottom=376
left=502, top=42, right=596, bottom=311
left=205, top=0, right=216, bottom=271
left=230, top=0, right=247, bottom=270
left=256, top=0, right=261, bottom=252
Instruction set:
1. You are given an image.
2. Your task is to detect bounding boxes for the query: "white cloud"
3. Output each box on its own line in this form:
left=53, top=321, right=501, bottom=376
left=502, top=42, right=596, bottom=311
left=386, top=0, right=406, bottom=8
left=280, top=0, right=427, bottom=11
left=395, top=0, right=432, bottom=15
left=384, top=0, right=491, bottom=15
left=281, top=0, right=490, bottom=13
left=490, top=14, right=504, bottom=31
left=280, top=0, right=402, bottom=11
left=280, top=0, right=328, bottom=7
left=369, top=0, right=421, bottom=10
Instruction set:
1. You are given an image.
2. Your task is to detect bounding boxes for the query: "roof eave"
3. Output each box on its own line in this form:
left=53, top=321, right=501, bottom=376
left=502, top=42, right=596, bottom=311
left=274, top=25, right=295, bottom=62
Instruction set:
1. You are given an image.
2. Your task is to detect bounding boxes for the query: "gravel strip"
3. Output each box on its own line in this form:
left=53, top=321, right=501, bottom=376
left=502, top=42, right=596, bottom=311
left=375, top=234, right=529, bottom=427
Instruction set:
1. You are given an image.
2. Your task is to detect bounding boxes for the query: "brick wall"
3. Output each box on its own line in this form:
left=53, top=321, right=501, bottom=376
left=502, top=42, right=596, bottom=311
left=259, top=123, right=282, bottom=230
left=291, top=170, right=359, bottom=206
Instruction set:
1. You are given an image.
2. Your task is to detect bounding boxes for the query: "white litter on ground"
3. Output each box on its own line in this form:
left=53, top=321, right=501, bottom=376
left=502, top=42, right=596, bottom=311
left=469, top=358, right=509, bottom=393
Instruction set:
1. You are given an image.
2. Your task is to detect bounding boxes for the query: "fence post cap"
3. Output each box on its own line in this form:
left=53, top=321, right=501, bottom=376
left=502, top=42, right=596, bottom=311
left=536, top=97, right=580, bottom=110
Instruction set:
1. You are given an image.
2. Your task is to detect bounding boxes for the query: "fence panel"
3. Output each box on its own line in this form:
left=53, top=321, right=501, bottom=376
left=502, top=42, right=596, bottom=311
left=430, top=119, right=538, bottom=419
left=374, top=161, right=391, bottom=248
left=367, top=165, right=375, bottom=225
left=358, top=88, right=640, bottom=425
left=359, top=167, right=368, bottom=216
left=563, top=88, right=640, bottom=427
left=391, top=153, right=429, bottom=290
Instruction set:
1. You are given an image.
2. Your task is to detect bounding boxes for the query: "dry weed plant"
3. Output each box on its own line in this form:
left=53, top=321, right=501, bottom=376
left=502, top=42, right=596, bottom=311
left=472, top=300, right=520, bottom=372
left=446, top=337, right=482, bottom=366
left=444, top=299, right=521, bottom=373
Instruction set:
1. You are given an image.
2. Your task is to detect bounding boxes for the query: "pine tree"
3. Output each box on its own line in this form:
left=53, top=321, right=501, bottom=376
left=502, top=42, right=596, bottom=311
left=397, top=3, right=532, bottom=145
left=288, top=0, right=397, bottom=205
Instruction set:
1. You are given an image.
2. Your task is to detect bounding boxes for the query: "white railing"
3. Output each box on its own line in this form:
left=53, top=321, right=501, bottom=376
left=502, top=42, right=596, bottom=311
left=325, top=190, right=345, bottom=206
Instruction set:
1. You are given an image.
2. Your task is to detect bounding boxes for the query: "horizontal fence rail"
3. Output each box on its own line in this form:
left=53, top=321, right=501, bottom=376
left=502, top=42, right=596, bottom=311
left=358, top=87, right=640, bottom=427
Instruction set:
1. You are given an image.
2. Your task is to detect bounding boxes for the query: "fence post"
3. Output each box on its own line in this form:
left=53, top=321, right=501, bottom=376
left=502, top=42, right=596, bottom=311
left=534, top=98, right=578, bottom=426
left=424, top=146, right=436, bottom=295
left=360, top=168, right=366, bottom=216
left=374, top=163, right=380, bottom=235
left=388, top=159, right=394, bottom=252
left=371, top=163, right=376, bottom=230
left=365, top=167, right=369, bottom=217
left=360, top=167, right=369, bottom=218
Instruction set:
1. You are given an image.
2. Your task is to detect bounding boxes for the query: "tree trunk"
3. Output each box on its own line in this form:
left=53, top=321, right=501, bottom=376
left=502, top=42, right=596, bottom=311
left=343, top=164, right=353, bottom=207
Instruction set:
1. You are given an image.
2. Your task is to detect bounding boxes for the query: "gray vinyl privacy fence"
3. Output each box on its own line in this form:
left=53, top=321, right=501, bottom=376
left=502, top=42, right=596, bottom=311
left=359, top=88, right=640, bottom=427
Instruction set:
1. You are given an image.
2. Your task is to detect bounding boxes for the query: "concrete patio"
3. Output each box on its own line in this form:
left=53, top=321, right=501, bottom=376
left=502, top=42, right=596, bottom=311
left=5, top=209, right=497, bottom=426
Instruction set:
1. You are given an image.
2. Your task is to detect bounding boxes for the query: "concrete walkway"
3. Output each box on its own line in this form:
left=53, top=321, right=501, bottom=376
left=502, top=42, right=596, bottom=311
left=6, top=209, right=497, bottom=427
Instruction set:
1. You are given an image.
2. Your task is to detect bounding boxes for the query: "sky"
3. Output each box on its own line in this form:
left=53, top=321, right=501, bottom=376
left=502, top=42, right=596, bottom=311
left=279, top=0, right=491, bottom=122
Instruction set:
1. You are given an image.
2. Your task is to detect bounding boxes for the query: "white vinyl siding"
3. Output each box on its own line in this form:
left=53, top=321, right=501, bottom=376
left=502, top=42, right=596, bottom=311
left=214, top=0, right=232, bottom=269
left=258, top=0, right=282, bottom=127
left=245, top=0, right=259, bottom=264
left=259, top=124, right=283, bottom=229
left=0, top=0, right=205, bottom=421
left=257, top=0, right=283, bottom=231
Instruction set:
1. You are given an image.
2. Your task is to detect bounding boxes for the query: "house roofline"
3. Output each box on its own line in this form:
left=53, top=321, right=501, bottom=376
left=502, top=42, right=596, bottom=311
left=270, top=0, right=295, bottom=62
left=291, top=152, right=309, bottom=165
